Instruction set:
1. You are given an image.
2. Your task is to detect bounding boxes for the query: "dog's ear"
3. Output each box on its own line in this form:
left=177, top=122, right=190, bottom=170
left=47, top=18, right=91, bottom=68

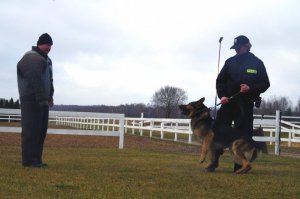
left=197, top=97, right=205, bottom=104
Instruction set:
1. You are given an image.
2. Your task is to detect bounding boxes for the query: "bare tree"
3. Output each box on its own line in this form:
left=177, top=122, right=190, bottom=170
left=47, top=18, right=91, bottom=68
left=295, top=98, right=300, bottom=115
left=271, top=96, right=291, bottom=111
left=257, top=96, right=292, bottom=115
left=151, top=85, right=188, bottom=118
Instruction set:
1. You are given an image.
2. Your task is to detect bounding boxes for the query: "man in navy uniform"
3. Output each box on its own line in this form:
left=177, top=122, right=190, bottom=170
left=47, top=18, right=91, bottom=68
left=207, top=35, right=270, bottom=172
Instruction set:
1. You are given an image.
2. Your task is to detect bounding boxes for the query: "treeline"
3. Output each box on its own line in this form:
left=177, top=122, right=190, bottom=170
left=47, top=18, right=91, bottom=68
left=2, top=96, right=300, bottom=117
left=0, top=98, right=20, bottom=109
left=52, top=103, right=183, bottom=118
left=254, top=96, right=300, bottom=116
left=53, top=96, right=300, bottom=118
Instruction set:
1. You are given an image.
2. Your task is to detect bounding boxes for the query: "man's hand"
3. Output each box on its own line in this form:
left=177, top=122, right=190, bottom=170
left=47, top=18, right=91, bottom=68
left=220, top=97, right=229, bottom=104
left=48, top=98, right=54, bottom=107
left=240, top=84, right=250, bottom=93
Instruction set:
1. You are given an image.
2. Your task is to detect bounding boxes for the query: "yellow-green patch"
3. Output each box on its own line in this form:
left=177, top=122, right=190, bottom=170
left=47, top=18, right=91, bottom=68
left=246, top=69, right=257, bottom=74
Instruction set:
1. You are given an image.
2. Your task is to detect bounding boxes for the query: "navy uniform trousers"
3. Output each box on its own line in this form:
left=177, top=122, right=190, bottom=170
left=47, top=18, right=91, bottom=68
left=212, top=97, right=254, bottom=170
left=216, top=97, right=254, bottom=140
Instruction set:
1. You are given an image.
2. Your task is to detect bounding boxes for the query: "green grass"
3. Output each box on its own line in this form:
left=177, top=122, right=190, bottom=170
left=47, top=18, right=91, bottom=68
left=1, top=146, right=300, bottom=199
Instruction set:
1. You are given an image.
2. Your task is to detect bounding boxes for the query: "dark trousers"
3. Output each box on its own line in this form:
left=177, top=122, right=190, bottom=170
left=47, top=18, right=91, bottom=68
left=216, top=97, right=254, bottom=139
left=212, top=98, right=254, bottom=167
left=20, top=100, right=49, bottom=166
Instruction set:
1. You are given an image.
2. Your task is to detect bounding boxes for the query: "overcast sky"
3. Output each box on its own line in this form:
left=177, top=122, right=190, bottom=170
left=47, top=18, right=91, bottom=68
left=1, top=0, right=299, bottom=106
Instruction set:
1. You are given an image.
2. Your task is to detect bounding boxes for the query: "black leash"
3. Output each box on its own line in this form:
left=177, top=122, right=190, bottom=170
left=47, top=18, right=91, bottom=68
left=215, top=92, right=241, bottom=107
left=212, top=92, right=241, bottom=119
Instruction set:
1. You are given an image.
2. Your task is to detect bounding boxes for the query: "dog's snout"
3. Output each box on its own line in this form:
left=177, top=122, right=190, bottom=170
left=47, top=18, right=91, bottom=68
left=179, top=105, right=190, bottom=116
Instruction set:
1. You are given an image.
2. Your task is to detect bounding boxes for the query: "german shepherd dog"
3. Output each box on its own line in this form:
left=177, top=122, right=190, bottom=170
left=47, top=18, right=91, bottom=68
left=179, top=97, right=267, bottom=174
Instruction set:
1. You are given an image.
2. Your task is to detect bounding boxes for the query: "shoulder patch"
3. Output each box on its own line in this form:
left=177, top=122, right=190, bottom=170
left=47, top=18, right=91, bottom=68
left=246, top=69, right=257, bottom=74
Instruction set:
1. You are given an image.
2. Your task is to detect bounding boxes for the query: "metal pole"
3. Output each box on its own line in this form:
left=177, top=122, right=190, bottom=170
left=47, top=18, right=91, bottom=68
left=275, top=110, right=281, bottom=155
left=214, top=37, right=223, bottom=118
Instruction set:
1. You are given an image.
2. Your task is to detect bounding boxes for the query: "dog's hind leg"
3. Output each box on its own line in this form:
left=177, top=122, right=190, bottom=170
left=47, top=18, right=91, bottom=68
left=234, top=152, right=252, bottom=174
left=235, top=159, right=252, bottom=174
left=199, top=132, right=214, bottom=163
left=232, top=140, right=253, bottom=174
left=231, top=139, right=255, bottom=174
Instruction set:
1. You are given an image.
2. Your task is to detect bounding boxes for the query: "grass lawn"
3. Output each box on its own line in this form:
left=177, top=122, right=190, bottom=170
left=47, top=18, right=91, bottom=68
left=1, top=145, right=300, bottom=199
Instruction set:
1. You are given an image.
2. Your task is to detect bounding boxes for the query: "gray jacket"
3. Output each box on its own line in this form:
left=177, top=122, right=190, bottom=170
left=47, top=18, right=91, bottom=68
left=17, top=47, right=54, bottom=104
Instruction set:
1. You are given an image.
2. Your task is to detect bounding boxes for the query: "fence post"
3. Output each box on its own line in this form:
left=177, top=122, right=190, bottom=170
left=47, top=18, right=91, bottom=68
left=119, top=117, right=124, bottom=149
left=174, top=122, right=178, bottom=142
left=288, top=129, right=292, bottom=147
left=188, top=122, right=192, bottom=144
left=160, top=122, right=164, bottom=139
left=131, top=120, right=135, bottom=135
left=150, top=121, right=153, bottom=138
left=93, top=118, right=96, bottom=130
left=113, top=119, right=115, bottom=131
left=140, top=113, right=144, bottom=136
left=275, top=110, right=281, bottom=155
left=106, top=119, right=109, bottom=131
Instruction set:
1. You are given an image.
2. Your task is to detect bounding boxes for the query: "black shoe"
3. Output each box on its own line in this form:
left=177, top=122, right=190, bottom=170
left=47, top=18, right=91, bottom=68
left=41, top=163, right=48, bottom=167
left=205, top=161, right=219, bottom=172
left=234, top=163, right=242, bottom=172
left=23, top=163, right=43, bottom=168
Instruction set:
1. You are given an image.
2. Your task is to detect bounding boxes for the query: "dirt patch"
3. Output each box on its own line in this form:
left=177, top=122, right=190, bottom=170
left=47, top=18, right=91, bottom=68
left=0, top=132, right=200, bottom=155
left=1, top=130, right=299, bottom=158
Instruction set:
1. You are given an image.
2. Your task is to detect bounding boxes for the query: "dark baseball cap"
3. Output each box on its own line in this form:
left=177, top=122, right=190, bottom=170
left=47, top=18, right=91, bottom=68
left=230, top=35, right=250, bottom=49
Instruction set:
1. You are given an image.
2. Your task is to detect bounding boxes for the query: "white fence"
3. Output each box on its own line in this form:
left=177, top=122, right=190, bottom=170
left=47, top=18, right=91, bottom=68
left=124, top=117, right=193, bottom=143
left=253, top=113, right=300, bottom=148
left=0, top=109, right=125, bottom=149
left=1, top=108, right=300, bottom=155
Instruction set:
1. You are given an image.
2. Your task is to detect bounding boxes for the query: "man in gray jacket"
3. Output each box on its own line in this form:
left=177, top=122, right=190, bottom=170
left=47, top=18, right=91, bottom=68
left=17, top=33, right=54, bottom=168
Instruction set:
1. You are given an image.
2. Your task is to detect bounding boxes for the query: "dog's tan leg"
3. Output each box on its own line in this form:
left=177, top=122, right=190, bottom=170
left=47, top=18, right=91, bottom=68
left=199, top=132, right=214, bottom=163
left=234, top=150, right=252, bottom=174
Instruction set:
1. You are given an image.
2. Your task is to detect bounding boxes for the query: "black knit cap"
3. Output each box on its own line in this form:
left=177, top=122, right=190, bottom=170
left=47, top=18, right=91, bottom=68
left=230, top=35, right=250, bottom=49
left=37, top=33, right=53, bottom=45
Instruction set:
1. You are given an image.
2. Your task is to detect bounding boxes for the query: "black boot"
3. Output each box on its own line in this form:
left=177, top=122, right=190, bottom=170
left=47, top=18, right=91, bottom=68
left=205, top=161, right=219, bottom=172
left=205, top=148, right=224, bottom=172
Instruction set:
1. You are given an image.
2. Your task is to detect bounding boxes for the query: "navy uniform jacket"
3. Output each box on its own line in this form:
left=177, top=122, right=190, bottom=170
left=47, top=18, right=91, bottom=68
left=216, top=52, right=270, bottom=102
